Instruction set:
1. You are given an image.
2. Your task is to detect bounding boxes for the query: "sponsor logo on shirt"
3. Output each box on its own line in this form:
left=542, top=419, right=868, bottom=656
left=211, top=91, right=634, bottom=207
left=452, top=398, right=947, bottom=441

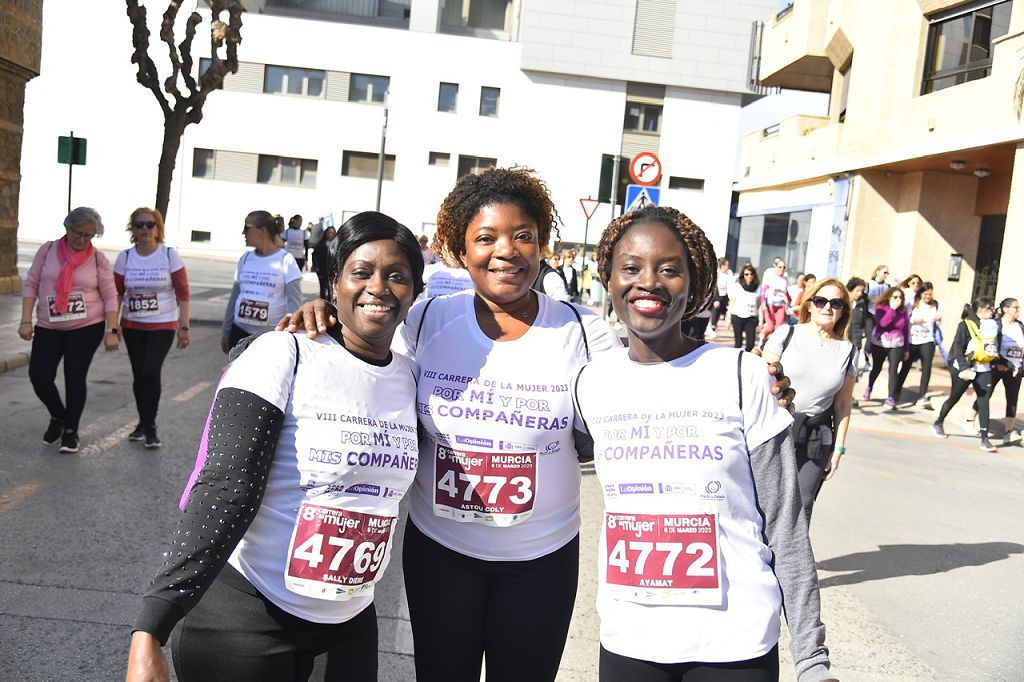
left=455, top=435, right=493, bottom=448
left=701, top=480, right=725, bottom=502
left=619, top=482, right=654, bottom=495
left=657, top=482, right=696, bottom=496
left=346, top=483, right=382, bottom=496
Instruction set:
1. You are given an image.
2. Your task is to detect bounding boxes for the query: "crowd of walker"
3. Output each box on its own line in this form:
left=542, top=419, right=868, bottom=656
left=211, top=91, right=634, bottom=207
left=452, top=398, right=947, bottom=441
left=13, top=167, right=1017, bottom=682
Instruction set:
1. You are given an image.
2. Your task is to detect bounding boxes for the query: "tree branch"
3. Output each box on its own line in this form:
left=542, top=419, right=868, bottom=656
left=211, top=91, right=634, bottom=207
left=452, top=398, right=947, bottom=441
left=126, top=0, right=172, bottom=118
left=160, top=1, right=185, bottom=106
left=179, top=11, right=203, bottom=98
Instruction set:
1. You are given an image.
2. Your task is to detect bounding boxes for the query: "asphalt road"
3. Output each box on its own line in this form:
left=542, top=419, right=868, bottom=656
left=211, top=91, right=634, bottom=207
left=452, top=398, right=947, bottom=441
left=2, top=249, right=1023, bottom=680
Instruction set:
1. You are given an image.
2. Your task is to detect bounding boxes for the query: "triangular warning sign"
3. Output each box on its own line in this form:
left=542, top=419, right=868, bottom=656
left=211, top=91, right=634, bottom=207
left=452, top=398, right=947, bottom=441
left=580, top=198, right=600, bottom=220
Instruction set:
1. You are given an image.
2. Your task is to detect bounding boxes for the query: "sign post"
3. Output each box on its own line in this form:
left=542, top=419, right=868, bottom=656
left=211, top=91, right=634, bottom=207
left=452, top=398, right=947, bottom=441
left=579, top=197, right=600, bottom=263
left=57, top=132, right=87, bottom=213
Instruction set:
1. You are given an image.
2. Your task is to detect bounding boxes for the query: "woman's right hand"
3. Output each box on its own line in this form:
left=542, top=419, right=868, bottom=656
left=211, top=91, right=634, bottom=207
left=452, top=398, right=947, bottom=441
left=17, top=321, right=32, bottom=341
left=275, top=299, right=337, bottom=338
left=125, top=631, right=169, bottom=682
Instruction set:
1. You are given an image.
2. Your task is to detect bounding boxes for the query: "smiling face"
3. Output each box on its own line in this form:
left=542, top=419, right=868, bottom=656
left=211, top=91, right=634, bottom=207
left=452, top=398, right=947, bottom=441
left=849, top=284, right=865, bottom=301
left=809, top=284, right=843, bottom=332
left=609, top=221, right=690, bottom=347
left=334, top=239, right=415, bottom=358
left=919, top=288, right=934, bottom=306
left=461, top=203, right=540, bottom=306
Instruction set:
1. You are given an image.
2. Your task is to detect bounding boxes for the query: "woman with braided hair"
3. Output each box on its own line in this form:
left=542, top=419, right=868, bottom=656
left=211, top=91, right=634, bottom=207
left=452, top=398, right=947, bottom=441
left=573, top=205, right=833, bottom=682
left=282, top=173, right=795, bottom=682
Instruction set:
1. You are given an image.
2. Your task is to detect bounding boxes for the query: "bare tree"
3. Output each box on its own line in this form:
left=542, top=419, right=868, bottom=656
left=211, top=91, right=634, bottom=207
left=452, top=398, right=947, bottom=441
left=126, top=1, right=243, bottom=218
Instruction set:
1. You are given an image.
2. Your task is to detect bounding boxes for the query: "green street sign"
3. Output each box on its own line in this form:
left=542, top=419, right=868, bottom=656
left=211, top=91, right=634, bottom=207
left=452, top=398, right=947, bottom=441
left=57, top=136, right=87, bottom=165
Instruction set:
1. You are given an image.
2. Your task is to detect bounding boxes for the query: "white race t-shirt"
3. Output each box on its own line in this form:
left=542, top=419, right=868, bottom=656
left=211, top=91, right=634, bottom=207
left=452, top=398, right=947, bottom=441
left=716, top=269, right=733, bottom=296
left=761, top=271, right=789, bottom=307
left=728, top=281, right=759, bottom=319
left=114, top=245, right=185, bottom=324
left=395, top=290, right=619, bottom=560
left=909, top=304, right=939, bottom=346
left=867, top=279, right=889, bottom=315
left=421, top=262, right=474, bottom=299
left=1001, top=320, right=1024, bottom=369
left=574, top=345, right=793, bottom=664
left=233, top=249, right=303, bottom=334
left=223, top=331, right=418, bottom=624
left=285, top=228, right=306, bottom=260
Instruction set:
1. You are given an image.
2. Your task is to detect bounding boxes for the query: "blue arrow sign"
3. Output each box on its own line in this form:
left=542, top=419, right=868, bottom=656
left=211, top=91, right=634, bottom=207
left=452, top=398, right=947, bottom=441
left=625, top=184, right=660, bottom=213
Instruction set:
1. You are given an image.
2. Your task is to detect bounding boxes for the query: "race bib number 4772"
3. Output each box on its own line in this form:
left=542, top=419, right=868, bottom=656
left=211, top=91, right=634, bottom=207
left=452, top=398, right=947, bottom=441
left=603, top=512, right=722, bottom=606
left=285, top=503, right=396, bottom=601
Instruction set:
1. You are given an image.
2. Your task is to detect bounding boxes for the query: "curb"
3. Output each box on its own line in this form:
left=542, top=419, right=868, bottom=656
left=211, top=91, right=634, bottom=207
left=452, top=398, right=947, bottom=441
left=0, top=351, right=30, bottom=373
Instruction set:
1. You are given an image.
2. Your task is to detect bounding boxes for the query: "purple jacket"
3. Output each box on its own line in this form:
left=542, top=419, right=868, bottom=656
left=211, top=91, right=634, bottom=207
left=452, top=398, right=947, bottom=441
left=872, top=305, right=910, bottom=350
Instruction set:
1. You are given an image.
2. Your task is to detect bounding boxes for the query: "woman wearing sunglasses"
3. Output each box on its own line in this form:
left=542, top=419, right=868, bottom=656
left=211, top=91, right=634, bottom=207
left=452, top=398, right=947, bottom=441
left=762, top=279, right=856, bottom=522
left=113, top=208, right=191, bottom=449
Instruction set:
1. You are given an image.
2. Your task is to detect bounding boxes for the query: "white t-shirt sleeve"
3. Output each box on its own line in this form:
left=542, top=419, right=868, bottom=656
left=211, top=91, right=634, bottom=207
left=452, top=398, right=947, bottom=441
left=543, top=272, right=571, bottom=303
left=113, top=250, right=128, bottom=276
left=739, top=352, right=793, bottom=451
left=392, top=297, right=430, bottom=361
left=219, top=331, right=298, bottom=412
left=167, top=246, right=186, bottom=273
left=579, top=307, right=620, bottom=354
left=283, top=253, right=303, bottom=283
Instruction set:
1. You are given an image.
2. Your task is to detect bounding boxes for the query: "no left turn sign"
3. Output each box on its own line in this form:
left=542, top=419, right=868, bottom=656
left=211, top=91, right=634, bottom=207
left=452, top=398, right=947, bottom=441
left=628, top=151, right=662, bottom=186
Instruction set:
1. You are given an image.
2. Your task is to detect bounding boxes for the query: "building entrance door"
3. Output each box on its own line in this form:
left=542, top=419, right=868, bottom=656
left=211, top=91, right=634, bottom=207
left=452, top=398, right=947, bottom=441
left=972, top=215, right=1006, bottom=302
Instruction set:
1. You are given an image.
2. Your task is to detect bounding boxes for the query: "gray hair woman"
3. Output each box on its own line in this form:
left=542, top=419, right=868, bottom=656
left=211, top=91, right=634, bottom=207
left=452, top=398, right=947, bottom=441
left=19, top=207, right=120, bottom=454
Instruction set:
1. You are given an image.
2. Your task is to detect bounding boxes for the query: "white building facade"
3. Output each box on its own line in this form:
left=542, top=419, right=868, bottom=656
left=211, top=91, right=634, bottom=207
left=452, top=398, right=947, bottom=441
left=19, top=0, right=779, bottom=259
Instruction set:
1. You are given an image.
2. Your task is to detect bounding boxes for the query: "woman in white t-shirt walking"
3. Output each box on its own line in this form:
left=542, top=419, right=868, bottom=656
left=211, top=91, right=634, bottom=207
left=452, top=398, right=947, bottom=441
left=114, top=208, right=191, bottom=449
left=729, top=263, right=762, bottom=351
left=575, top=205, right=833, bottom=682
left=895, top=282, right=940, bottom=409
left=126, top=212, right=425, bottom=682
left=222, top=211, right=304, bottom=354
left=995, top=297, right=1024, bottom=444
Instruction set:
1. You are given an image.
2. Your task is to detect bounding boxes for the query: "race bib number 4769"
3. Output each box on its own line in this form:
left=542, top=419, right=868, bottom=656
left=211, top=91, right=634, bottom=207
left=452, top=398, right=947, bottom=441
left=433, top=445, right=537, bottom=527
left=285, top=503, right=396, bottom=601
left=603, top=512, right=722, bottom=606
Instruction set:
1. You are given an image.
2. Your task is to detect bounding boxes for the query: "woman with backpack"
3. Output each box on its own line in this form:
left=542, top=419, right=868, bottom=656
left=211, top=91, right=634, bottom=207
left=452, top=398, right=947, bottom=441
left=762, top=278, right=856, bottom=522
left=994, top=297, right=1023, bottom=445
left=895, top=282, right=941, bottom=409
left=932, top=297, right=1001, bottom=452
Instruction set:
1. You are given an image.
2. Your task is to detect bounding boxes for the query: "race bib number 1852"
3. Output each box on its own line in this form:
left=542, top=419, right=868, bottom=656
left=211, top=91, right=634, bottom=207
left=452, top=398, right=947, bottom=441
left=126, top=292, right=159, bottom=316
left=603, top=512, right=722, bottom=606
left=433, top=445, right=537, bottom=527
left=285, top=503, right=396, bottom=601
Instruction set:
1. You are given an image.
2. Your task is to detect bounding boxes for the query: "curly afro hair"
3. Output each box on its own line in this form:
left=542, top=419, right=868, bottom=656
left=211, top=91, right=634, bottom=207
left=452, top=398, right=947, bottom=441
left=431, top=166, right=560, bottom=266
left=596, top=206, right=718, bottom=322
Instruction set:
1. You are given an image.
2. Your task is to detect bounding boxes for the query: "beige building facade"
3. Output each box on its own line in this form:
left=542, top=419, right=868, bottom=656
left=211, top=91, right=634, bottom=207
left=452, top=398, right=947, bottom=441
left=737, top=0, right=1023, bottom=339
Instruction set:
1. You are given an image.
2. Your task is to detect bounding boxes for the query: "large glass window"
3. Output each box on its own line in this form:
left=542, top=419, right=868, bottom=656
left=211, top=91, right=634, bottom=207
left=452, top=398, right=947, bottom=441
left=922, top=0, right=1012, bottom=94
left=192, top=148, right=215, bottom=178
left=342, top=151, right=396, bottom=180
left=438, top=82, right=459, bottom=112
left=350, top=73, right=390, bottom=103
left=479, top=86, right=500, bottom=116
left=457, top=155, right=497, bottom=177
left=736, top=210, right=811, bottom=277
left=264, top=65, right=326, bottom=97
left=623, top=102, right=662, bottom=133
left=258, top=155, right=318, bottom=187
left=441, top=0, right=511, bottom=32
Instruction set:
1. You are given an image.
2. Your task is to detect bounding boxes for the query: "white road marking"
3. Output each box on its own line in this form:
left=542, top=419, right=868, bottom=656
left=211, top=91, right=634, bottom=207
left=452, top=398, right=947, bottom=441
left=173, top=380, right=215, bottom=403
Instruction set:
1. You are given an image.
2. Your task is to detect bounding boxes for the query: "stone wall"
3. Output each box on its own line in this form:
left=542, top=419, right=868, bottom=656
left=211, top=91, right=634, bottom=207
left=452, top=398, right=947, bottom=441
left=0, top=0, right=43, bottom=294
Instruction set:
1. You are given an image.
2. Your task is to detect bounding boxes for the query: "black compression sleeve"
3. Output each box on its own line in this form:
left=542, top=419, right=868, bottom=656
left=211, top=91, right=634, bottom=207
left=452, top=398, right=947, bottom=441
left=132, top=387, right=285, bottom=644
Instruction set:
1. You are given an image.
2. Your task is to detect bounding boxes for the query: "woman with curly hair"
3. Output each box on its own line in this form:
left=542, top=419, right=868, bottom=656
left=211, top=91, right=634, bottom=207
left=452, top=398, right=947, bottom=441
left=574, top=206, right=832, bottom=681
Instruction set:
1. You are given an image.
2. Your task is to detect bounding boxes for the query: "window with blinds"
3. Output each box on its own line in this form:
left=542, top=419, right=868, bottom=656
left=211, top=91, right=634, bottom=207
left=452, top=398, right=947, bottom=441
left=632, top=0, right=676, bottom=58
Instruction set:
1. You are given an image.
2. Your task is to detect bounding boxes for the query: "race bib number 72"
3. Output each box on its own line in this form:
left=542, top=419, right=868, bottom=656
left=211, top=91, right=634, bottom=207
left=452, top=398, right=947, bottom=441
left=603, top=512, right=722, bottom=606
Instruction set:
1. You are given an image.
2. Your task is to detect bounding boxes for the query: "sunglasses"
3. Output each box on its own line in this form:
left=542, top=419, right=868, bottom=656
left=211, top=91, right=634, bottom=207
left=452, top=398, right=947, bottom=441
left=133, top=221, right=157, bottom=230
left=68, top=229, right=96, bottom=240
left=810, top=296, right=847, bottom=311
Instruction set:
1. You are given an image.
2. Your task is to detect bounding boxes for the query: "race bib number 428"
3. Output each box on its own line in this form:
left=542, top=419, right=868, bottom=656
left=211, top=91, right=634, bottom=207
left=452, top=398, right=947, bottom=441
left=433, top=445, right=537, bottom=527
left=603, top=512, right=722, bottom=606
left=285, top=503, right=395, bottom=601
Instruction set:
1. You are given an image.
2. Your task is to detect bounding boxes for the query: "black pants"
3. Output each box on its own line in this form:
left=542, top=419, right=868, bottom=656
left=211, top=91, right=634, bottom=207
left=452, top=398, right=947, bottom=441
left=228, top=323, right=253, bottom=351
left=123, top=328, right=175, bottom=428
left=936, top=369, right=994, bottom=432
left=28, top=322, right=104, bottom=432
left=867, top=344, right=903, bottom=398
left=402, top=520, right=579, bottom=682
left=317, top=272, right=332, bottom=301
left=895, top=342, right=935, bottom=400
left=172, top=564, right=377, bottom=682
left=992, top=370, right=1022, bottom=417
left=732, top=316, right=757, bottom=352
left=795, top=445, right=829, bottom=523
left=682, top=317, right=710, bottom=339
left=295, top=257, right=307, bottom=272
left=710, top=294, right=729, bottom=328
left=599, top=644, right=779, bottom=681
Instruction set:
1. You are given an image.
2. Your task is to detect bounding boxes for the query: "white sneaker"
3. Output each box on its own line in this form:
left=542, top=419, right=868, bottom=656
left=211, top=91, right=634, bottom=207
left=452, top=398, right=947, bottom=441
left=706, top=329, right=717, bottom=339
left=1004, top=430, right=1021, bottom=445
left=916, top=398, right=933, bottom=410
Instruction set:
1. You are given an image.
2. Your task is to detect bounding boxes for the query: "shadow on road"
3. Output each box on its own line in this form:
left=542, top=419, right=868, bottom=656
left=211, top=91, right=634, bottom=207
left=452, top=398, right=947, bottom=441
left=817, top=542, right=1024, bottom=588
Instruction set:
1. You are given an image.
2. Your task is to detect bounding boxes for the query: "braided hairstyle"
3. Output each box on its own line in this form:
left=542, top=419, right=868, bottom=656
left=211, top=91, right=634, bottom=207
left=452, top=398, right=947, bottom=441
left=432, top=166, right=560, bottom=267
left=596, top=206, right=718, bottom=322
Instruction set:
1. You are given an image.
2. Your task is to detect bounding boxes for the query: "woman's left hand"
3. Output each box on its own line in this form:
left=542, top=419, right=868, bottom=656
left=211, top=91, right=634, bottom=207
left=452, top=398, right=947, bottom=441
left=176, top=329, right=190, bottom=349
left=104, top=330, right=120, bottom=352
left=824, top=449, right=843, bottom=481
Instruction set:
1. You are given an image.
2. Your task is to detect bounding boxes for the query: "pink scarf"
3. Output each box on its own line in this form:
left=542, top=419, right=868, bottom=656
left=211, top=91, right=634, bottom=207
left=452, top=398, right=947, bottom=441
left=53, top=236, right=94, bottom=314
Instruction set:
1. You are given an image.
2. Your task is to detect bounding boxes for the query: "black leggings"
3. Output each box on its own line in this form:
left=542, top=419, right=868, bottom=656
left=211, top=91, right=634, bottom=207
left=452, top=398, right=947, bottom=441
left=317, top=272, right=332, bottom=301
left=895, top=342, right=935, bottom=399
left=710, top=294, right=729, bottom=328
left=867, top=344, right=903, bottom=398
left=28, top=322, right=104, bottom=432
left=123, top=328, right=174, bottom=427
left=682, top=317, right=709, bottom=339
left=795, top=446, right=829, bottom=523
left=172, top=564, right=377, bottom=682
left=732, top=316, right=757, bottom=352
left=992, top=370, right=1023, bottom=417
left=936, top=369, right=994, bottom=432
left=599, top=644, right=779, bottom=682
left=402, top=520, right=579, bottom=682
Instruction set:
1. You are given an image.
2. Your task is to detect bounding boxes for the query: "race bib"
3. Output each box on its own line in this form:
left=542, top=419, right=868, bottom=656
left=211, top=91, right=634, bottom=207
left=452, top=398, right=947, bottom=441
left=1006, top=346, right=1024, bottom=360
left=604, top=512, right=722, bottom=606
left=285, top=502, right=396, bottom=601
left=237, top=298, right=270, bottom=325
left=47, top=292, right=86, bottom=322
left=433, top=445, right=537, bottom=527
left=126, top=292, right=159, bottom=317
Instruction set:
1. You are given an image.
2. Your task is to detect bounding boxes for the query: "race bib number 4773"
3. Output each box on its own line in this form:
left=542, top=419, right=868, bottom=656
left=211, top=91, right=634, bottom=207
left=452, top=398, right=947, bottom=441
left=603, top=512, right=722, bottom=606
left=285, top=503, right=396, bottom=601
left=433, top=445, right=537, bottom=527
